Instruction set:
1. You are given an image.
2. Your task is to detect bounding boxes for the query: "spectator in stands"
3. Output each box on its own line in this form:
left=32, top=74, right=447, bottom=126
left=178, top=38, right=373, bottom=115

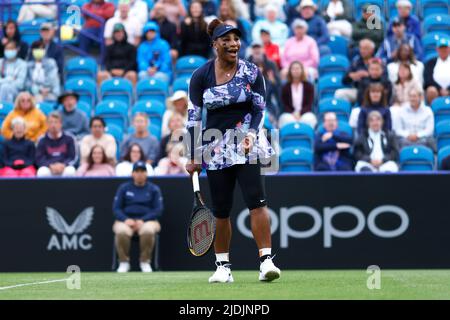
left=58, top=91, right=90, bottom=140
left=248, top=41, right=282, bottom=117
left=388, top=0, right=421, bottom=40
left=387, top=43, right=424, bottom=86
left=279, top=61, right=316, bottom=128
left=158, top=112, right=185, bottom=162
left=26, top=41, right=60, bottom=103
left=352, top=3, right=384, bottom=49
left=391, top=62, right=421, bottom=108
left=252, top=5, right=289, bottom=48
left=155, top=142, right=188, bottom=175
left=104, top=2, right=142, bottom=47
left=254, top=0, right=285, bottom=22
left=17, top=0, right=57, bottom=23
left=76, top=145, right=115, bottom=177
left=137, top=22, right=172, bottom=83
left=197, top=0, right=217, bottom=18
left=98, top=23, right=138, bottom=86
left=151, top=0, right=187, bottom=31
left=393, top=88, right=436, bottom=151
left=150, top=2, right=179, bottom=60
left=79, top=0, right=116, bottom=53
left=36, top=111, right=77, bottom=177
left=424, top=38, right=450, bottom=105
left=323, top=0, right=352, bottom=39
left=281, top=19, right=319, bottom=82
left=356, top=58, right=392, bottom=106
left=120, top=113, right=159, bottom=165
left=114, top=0, right=148, bottom=26
left=179, top=1, right=211, bottom=58
left=0, top=41, right=27, bottom=103
left=376, top=17, right=422, bottom=64
left=116, top=143, right=155, bottom=176
left=354, top=110, right=399, bottom=172
left=113, top=160, right=163, bottom=273
left=80, top=116, right=117, bottom=165
left=260, top=29, right=281, bottom=69
left=1, top=91, right=47, bottom=142
left=314, top=112, right=353, bottom=171
left=33, top=22, right=64, bottom=82
left=1, top=117, right=36, bottom=177
left=162, top=90, right=188, bottom=137
left=336, top=39, right=375, bottom=103
left=357, top=83, right=392, bottom=134
left=0, top=21, right=29, bottom=60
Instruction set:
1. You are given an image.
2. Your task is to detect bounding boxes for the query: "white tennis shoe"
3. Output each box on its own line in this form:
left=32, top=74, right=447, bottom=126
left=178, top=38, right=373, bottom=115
left=140, top=262, right=153, bottom=273
left=259, top=256, right=281, bottom=282
left=116, top=262, right=130, bottom=273
left=208, top=262, right=234, bottom=283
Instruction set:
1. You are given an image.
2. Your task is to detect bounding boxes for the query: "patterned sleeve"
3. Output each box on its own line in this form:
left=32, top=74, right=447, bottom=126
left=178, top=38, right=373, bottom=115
left=187, top=69, right=204, bottom=160
left=249, top=67, right=266, bottom=132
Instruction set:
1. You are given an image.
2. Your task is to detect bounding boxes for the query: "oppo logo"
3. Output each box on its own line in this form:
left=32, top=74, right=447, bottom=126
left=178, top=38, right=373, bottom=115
left=237, top=205, right=409, bottom=248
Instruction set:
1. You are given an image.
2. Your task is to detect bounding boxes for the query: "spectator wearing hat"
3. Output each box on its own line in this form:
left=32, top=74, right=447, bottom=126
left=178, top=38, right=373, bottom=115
left=104, top=2, right=143, bottom=47
left=98, top=23, right=138, bottom=86
left=162, top=90, right=188, bottom=137
left=388, top=0, right=421, bottom=40
left=150, top=2, right=179, bottom=61
left=260, top=29, right=281, bottom=69
left=80, top=116, right=117, bottom=165
left=113, top=160, right=163, bottom=273
left=352, top=3, right=384, bottom=49
left=137, top=22, right=172, bottom=83
left=323, top=0, right=352, bottom=39
left=0, top=21, right=29, bottom=60
left=1, top=117, right=36, bottom=177
left=58, top=91, right=90, bottom=140
left=0, top=40, right=27, bottom=103
left=76, top=145, right=115, bottom=177
left=36, top=111, right=77, bottom=177
left=281, top=19, right=319, bottom=82
left=424, top=38, right=450, bottom=105
left=376, top=17, right=422, bottom=64
left=116, top=143, right=155, bottom=176
left=252, top=5, right=289, bottom=48
left=26, top=41, right=60, bottom=103
left=114, top=0, right=148, bottom=26
left=17, top=0, right=57, bottom=23
left=1, top=91, right=47, bottom=143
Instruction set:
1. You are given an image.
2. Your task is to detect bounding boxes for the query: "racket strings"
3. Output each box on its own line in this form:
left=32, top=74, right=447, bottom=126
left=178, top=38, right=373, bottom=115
left=190, top=208, right=215, bottom=256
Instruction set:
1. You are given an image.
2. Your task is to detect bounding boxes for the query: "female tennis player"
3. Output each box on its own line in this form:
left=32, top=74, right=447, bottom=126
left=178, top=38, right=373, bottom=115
left=185, top=18, right=281, bottom=283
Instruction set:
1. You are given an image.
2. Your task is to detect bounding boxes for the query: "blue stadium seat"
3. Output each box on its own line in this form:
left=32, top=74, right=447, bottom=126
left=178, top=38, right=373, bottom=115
left=136, top=78, right=169, bottom=105
left=318, top=98, right=352, bottom=122
left=435, top=120, right=450, bottom=150
left=431, top=96, right=450, bottom=125
left=95, top=101, right=129, bottom=131
left=238, top=18, right=253, bottom=44
left=0, top=102, right=14, bottom=127
left=105, top=123, right=124, bottom=145
left=172, top=76, right=190, bottom=93
left=327, top=35, right=349, bottom=57
left=280, top=147, right=313, bottom=172
left=18, top=19, right=47, bottom=45
left=36, top=102, right=55, bottom=116
left=65, top=78, right=97, bottom=107
left=423, top=14, right=450, bottom=35
left=264, top=112, right=274, bottom=130
left=319, top=54, right=350, bottom=78
left=65, top=56, right=98, bottom=82
left=100, top=78, right=134, bottom=106
left=175, top=55, right=207, bottom=78
left=437, top=145, right=450, bottom=169
left=128, top=123, right=161, bottom=140
left=317, top=121, right=353, bottom=138
left=318, top=75, right=344, bottom=99
left=131, top=100, right=165, bottom=128
left=77, top=101, right=92, bottom=119
left=422, top=33, right=448, bottom=62
left=399, top=145, right=435, bottom=171
left=421, top=0, right=449, bottom=18
left=280, top=122, right=315, bottom=149
left=354, top=0, right=385, bottom=20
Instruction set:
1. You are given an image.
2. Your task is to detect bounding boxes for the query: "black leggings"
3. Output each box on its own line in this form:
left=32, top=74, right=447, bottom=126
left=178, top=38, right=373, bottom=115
left=206, top=163, right=267, bottom=219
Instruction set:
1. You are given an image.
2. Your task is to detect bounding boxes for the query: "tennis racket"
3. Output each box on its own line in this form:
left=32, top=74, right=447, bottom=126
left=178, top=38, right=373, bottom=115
left=187, top=171, right=216, bottom=256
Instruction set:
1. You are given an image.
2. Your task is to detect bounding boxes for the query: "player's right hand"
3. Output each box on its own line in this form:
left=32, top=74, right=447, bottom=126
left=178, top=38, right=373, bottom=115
left=186, top=160, right=202, bottom=176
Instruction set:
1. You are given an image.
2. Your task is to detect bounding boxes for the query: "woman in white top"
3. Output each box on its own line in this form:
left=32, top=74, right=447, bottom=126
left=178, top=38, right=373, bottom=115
left=324, top=0, right=352, bottom=38
left=387, top=43, right=424, bottom=86
left=116, top=143, right=155, bottom=176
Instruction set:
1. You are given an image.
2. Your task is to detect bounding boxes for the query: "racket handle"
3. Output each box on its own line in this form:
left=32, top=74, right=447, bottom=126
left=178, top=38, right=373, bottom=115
left=192, top=171, right=200, bottom=192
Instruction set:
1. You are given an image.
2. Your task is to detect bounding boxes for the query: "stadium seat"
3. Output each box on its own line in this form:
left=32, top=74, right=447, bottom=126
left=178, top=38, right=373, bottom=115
left=77, top=101, right=92, bottom=119
left=431, top=96, right=450, bottom=125
left=65, top=78, right=97, bottom=107
left=105, top=123, right=124, bottom=145
left=399, top=145, right=435, bottom=171
left=172, top=76, right=190, bottom=93
left=421, top=0, right=449, bottom=18
left=435, top=120, right=450, bottom=150
left=131, top=100, right=165, bottom=128
left=318, top=98, right=352, bottom=122
left=318, top=75, right=344, bottom=99
left=128, top=123, right=161, bottom=140
left=18, top=19, right=46, bottom=45
left=280, top=122, right=314, bottom=149
left=36, top=102, right=55, bottom=116
left=0, top=102, right=14, bottom=127
left=280, top=147, right=313, bottom=172
left=327, top=35, right=349, bottom=57
left=319, top=54, right=350, bottom=78
left=264, top=112, right=274, bottom=130
left=65, top=56, right=98, bottom=82
left=136, top=78, right=169, bottom=105
left=95, top=101, right=129, bottom=131
left=175, top=55, right=207, bottom=78
left=100, top=78, right=134, bottom=106
left=437, top=145, right=450, bottom=169
left=238, top=18, right=253, bottom=44
left=317, top=120, right=353, bottom=138
left=422, top=33, right=448, bottom=62
left=423, top=14, right=450, bottom=35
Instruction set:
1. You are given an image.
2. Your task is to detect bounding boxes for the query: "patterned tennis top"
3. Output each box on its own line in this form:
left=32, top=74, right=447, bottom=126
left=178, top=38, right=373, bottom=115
left=187, top=58, right=273, bottom=170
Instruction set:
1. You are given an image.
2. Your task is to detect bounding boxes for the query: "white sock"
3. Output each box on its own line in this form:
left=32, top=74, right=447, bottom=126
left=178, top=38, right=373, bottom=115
left=259, top=248, right=272, bottom=257
left=215, top=253, right=229, bottom=262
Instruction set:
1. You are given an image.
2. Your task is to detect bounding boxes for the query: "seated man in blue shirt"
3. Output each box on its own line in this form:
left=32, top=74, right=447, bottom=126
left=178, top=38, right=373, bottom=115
left=113, top=161, right=164, bottom=273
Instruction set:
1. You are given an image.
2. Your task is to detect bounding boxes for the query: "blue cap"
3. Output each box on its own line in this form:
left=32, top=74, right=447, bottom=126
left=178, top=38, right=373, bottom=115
left=212, top=24, right=242, bottom=41
left=132, top=161, right=147, bottom=172
left=437, top=37, right=449, bottom=48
